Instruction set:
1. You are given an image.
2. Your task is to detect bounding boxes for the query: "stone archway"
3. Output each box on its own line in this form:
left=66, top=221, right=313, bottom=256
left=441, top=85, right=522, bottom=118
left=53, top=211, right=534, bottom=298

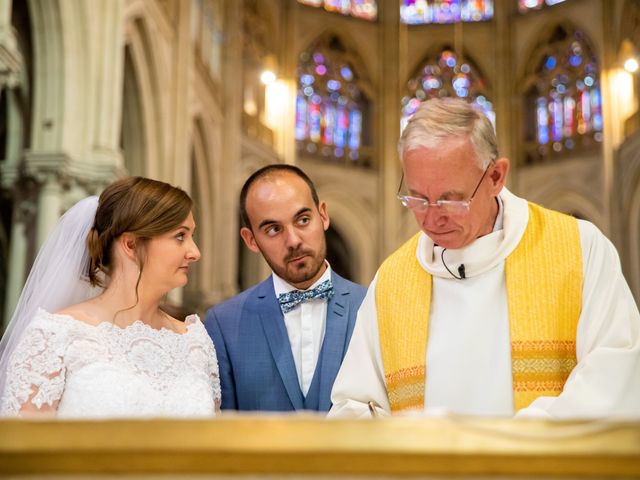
left=123, top=14, right=165, bottom=179
left=121, top=46, right=146, bottom=177
left=325, top=225, right=353, bottom=281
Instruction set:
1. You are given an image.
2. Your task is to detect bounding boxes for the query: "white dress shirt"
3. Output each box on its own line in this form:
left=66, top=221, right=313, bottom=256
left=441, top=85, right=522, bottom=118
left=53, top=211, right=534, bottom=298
left=273, top=265, right=331, bottom=396
left=329, top=188, right=640, bottom=419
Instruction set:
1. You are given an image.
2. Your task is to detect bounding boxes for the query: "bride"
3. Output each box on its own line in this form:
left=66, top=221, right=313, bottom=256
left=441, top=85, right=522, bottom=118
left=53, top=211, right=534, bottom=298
left=0, top=177, right=221, bottom=417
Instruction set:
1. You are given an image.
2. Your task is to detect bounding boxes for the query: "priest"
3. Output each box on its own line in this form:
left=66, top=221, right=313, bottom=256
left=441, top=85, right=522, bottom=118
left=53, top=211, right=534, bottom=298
left=329, top=97, right=640, bottom=419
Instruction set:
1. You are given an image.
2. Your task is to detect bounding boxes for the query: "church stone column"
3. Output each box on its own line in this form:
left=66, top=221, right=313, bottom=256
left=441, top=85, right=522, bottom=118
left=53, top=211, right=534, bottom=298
left=280, top=0, right=297, bottom=166
left=84, top=0, right=125, bottom=171
left=2, top=199, right=34, bottom=330
left=0, top=0, right=21, bottom=89
left=168, top=0, right=193, bottom=189
left=214, top=0, right=243, bottom=301
left=494, top=0, right=516, bottom=185
left=35, top=172, right=63, bottom=248
left=377, top=0, right=405, bottom=259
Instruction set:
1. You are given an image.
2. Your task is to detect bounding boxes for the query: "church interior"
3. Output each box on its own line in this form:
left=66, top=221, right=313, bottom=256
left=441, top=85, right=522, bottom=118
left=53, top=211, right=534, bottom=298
left=1, top=0, right=640, bottom=328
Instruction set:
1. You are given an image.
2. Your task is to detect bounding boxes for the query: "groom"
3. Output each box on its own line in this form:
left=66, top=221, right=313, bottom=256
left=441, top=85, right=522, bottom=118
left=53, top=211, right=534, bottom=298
left=205, top=165, right=366, bottom=412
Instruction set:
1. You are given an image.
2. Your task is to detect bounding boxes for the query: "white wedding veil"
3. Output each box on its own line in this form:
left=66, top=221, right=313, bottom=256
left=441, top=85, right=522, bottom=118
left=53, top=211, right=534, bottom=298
left=0, top=196, right=102, bottom=398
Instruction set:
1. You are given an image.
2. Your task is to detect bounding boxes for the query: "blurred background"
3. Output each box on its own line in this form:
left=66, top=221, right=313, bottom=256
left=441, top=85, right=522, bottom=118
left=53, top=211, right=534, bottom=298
left=0, top=0, right=638, bottom=328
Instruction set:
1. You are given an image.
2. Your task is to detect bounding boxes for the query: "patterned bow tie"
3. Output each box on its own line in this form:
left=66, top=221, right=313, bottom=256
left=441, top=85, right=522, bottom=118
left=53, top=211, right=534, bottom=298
left=278, top=279, right=334, bottom=314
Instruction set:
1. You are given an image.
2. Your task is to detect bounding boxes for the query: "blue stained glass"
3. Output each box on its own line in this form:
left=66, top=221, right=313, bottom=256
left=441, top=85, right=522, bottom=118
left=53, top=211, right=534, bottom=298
left=348, top=109, right=362, bottom=150
left=453, top=75, right=470, bottom=90
left=563, top=96, right=575, bottom=137
left=323, top=103, right=336, bottom=145
left=295, top=95, right=307, bottom=140
left=297, top=0, right=377, bottom=20
left=545, top=56, right=556, bottom=70
left=529, top=27, right=602, bottom=159
left=401, top=49, right=494, bottom=131
left=537, top=97, right=549, bottom=144
left=340, top=67, right=353, bottom=80
left=334, top=105, right=348, bottom=147
left=591, top=89, right=603, bottom=131
left=551, top=97, right=563, bottom=142
left=296, top=37, right=366, bottom=163
left=327, top=79, right=341, bottom=91
left=301, top=74, right=315, bottom=85
left=401, top=0, right=493, bottom=24
left=519, top=0, right=565, bottom=12
left=423, top=76, right=441, bottom=90
left=581, top=91, right=591, bottom=123
left=309, top=102, right=322, bottom=142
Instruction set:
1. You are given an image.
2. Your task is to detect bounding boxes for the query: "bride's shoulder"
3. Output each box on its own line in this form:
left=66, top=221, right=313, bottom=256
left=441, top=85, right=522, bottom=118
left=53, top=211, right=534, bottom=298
left=27, top=308, right=82, bottom=334
left=55, top=302, right=105, bottom=327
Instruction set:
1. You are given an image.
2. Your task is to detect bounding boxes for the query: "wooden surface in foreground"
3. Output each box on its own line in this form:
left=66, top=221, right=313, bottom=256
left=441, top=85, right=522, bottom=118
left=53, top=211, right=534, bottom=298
left=0, top=414, right=639, bottom=476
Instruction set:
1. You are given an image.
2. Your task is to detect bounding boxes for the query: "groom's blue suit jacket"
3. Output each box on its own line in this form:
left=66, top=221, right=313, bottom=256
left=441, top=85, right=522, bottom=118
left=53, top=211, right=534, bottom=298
left=204, top=271, right=366, bottom=412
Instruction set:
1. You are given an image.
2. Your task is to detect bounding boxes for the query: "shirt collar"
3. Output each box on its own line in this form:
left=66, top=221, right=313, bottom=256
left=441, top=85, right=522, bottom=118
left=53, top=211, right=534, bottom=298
left=493, top=194, right=504, bottom=232
left=272, top=261, right=332, bottom=296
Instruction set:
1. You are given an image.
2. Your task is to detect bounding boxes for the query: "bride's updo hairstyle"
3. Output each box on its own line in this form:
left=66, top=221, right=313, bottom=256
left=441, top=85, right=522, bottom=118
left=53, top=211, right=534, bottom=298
left=87, top=176, right=193, bottom=287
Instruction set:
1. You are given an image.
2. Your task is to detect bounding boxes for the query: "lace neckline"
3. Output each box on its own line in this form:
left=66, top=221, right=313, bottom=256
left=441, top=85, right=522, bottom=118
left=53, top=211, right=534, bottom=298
left=35, top=308, right=200, bottom=336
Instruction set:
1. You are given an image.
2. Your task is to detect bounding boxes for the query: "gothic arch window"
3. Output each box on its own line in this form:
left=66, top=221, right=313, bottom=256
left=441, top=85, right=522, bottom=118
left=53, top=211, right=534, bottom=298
left=523, top=26, right=602, bottom=164
left=401, top=0, right=493, bottom=24
left=295, top=35, right=372, bottom=166
left=519, top=0, right=566, bottom=13
left=297, top=0, right=377, bottom=21
left=401, top=48, right=494, bottom=132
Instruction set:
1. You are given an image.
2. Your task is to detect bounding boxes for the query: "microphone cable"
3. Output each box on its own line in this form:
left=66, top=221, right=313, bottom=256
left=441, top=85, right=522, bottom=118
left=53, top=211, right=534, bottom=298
left=441, top=248, right=466, bottom=280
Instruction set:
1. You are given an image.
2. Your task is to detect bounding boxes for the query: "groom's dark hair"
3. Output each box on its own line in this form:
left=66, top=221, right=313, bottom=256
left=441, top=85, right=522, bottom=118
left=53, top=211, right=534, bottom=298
left=239, top=164, right=320, bottom=229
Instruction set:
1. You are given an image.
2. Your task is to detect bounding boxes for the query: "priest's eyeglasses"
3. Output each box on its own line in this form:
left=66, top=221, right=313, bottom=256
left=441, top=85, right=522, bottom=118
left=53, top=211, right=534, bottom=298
left=397, top=163, right=492, bottom=215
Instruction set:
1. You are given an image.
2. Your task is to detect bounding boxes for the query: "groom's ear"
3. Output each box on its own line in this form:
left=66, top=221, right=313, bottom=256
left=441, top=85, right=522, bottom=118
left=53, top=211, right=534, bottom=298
left=240, top=227, right=260, bottom=254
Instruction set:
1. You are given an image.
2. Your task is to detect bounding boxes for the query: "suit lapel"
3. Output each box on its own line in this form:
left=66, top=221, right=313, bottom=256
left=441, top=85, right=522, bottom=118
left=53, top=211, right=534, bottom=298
left=317, top=272, right=350, bottom=411
left=254, top=279, right=304, bottom=410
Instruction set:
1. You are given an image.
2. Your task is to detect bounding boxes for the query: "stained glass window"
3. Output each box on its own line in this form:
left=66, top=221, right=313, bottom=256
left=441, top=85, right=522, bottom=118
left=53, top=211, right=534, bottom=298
left=297, top=0, right=377, bottom=21
left=401, top=0, right=493, bottom=24
left=192, top=0, right=223, bottom=82
left=296, top=37, right=369, bottom=164
left=401, top=49, right=494, bottom=132
left=525, top=27, right=602, bottom=162
left=519, top=0, right=566, bottom=13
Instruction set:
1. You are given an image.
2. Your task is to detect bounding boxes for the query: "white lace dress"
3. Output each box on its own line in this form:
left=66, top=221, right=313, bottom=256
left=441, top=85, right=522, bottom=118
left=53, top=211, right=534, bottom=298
left=0, top=309, right=221, bottom=418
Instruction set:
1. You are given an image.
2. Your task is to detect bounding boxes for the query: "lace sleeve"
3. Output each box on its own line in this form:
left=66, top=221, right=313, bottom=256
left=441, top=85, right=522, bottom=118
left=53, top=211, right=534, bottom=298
left=0, top=311, right=69, bottom=416
left=208, top=340, right=222, bottom=413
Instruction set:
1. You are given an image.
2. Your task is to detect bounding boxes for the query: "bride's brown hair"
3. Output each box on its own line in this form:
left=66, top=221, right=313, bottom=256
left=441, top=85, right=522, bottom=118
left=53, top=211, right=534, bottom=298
left=86, top=176, right=193, bottom=288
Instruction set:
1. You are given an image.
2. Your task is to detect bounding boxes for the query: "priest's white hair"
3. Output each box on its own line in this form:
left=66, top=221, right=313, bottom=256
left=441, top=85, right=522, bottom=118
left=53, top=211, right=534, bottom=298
left=398, top=97, right=498, bottom=169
